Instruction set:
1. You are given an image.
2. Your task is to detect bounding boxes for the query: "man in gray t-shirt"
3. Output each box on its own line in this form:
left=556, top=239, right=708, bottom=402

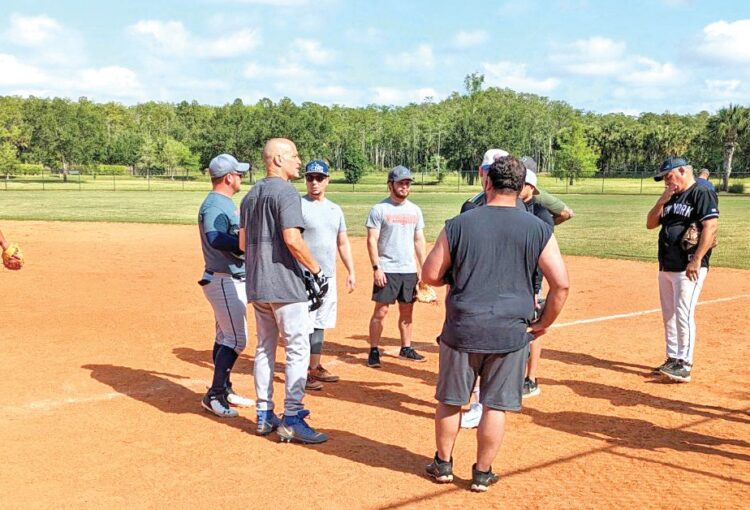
left=365, top=165, right=427, bottom=368
left=239, top=138, right=328, bottom=445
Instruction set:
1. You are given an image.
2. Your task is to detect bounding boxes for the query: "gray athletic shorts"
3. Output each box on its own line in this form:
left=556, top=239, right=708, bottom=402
left=372, top=272, right=417, bottom=304
left=435, top=341, right=529, bottom=412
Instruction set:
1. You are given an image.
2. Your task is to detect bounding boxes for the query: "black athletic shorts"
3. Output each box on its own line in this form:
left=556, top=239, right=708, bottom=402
left=372, top=272, right=418, bottom=304
left=435, top=341, right=529, bottom=412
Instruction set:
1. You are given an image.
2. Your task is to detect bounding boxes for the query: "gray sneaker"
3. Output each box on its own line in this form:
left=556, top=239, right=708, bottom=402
left=522, top=377, right=540, bottom=398
left=659, top=360, right=692, bottom=382
left=425, top=453, right=453, bottom=483
left=470, top=463, right=499, bottom=492
left=652, top=357, right=678, bottom=374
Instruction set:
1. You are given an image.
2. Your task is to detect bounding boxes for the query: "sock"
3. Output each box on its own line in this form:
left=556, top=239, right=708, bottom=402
left=210, top=345, right=238, bottom=395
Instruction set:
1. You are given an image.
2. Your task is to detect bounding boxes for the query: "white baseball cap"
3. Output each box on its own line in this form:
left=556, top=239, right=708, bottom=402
left=480, top=148, right=509, bottom=170
left=525, top=169, right=540, bottom=195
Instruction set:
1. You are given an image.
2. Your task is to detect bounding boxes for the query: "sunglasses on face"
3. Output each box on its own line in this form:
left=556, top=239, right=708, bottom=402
left=305, top=174, right=328, bottom=182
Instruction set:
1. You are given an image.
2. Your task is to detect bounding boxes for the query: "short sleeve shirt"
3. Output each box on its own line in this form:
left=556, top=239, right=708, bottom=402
left=301, top=196, right=346, bottom=276
left=240, top=177, right=306, bottom=303
left=439, top=206, right=553, bottom=354
left=658, top=183, right=719, bottom=272
left=365, top=198, right=424, bottom=273
left=198, top=191, right=244, bottom=276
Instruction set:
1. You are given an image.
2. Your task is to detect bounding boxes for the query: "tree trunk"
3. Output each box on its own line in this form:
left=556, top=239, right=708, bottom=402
left=721, top=142, right=735, bottom=192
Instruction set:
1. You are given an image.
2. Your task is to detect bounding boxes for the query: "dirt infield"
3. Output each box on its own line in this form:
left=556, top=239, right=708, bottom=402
left=1, top=220, right=748, bottom=509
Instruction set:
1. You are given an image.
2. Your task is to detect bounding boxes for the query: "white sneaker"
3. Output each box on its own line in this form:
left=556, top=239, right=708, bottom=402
left=460, top=403, right=483, bottom=429
left=226, top=391, right=255, bottom=408
left=202, top=393, right=239, bottom=418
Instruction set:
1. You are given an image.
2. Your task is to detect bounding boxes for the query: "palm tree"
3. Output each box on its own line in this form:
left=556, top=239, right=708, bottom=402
left=708, top=104, right=750, bottom=191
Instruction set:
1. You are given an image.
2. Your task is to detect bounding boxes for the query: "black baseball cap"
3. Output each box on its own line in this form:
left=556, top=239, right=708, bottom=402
left=654, top=156, right=688, bottom=182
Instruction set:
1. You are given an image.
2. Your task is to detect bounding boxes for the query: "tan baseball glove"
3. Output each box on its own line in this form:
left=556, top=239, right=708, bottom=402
left=415, top=283, right=438, bottom=304
left=681, top=222, right=717, bottom=252
left=2, top=243, right=24, bottom=270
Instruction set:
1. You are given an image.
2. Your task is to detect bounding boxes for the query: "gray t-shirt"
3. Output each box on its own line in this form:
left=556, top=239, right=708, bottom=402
left=240, top=177, right=306, bottom=303
left=439, top=205, right=553, bottom=354
left=365, top=198, right=424, bottom=273
left=301, top=196, right=346, bottom=276
left=198, top=191, right=244, bottom=276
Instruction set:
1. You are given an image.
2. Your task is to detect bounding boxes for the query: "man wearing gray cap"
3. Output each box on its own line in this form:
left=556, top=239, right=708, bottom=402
left=198, top=153, right=255, bottom=417
left=365, top=165, right=428, bottom=368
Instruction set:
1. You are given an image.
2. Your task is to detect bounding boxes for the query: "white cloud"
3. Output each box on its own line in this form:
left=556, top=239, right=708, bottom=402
left=704, top=79, right=742, bottom=98
left=6, top=14, right=62, bottom=47
left=129, top=20, right=260, bottom=59
left=291, top=38, right=334, bottom=64
left=371, top=87, right=441, bottom=105
left=620, top=57, right=678, bottom=86
left=0, top=54, right=47, bottom=85
left=385, top=44, right=435, bottom=70
left=552, top=36, right=627, bottom=76
left=76, top=67, right=144, bottom=98
left=696, top=19, right=750, bottom=64
left=482, top=61, right=559, bottom=94
left=453, top=30, right=488, bottom=49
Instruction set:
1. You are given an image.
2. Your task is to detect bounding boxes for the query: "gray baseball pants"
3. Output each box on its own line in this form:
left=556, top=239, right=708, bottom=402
left=252, top=301, right=312, bottom=416
left=202, top=274, right=248, bottom=353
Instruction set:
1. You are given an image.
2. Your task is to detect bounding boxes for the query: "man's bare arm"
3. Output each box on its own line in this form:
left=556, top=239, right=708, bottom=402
left=282, top=227, right=321, bottom=274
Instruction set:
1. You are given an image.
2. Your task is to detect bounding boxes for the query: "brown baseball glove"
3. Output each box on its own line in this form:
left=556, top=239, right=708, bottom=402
left=681, top=222, right=717, bottom=252
left=2, top=243, right=24, bottom=270
left=415, top=283, right=438, bottom=304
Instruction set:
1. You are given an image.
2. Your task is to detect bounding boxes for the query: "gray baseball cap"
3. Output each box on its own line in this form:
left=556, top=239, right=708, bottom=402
left=209, top=154, right=250, bottom=178
left=388, top=165, right=413, bottom=182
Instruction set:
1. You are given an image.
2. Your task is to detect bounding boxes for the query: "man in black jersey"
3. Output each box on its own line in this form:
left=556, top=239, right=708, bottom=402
left=647, top=156, right=719, bottom=383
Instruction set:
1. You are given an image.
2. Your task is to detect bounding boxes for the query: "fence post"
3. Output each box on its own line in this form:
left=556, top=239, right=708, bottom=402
left=42, top=169, right=45, bottom=191
left=183, top=169, right=186, bottom=191
left=601, top=174, right=605, bottom=193
left=421, top=169, right=424, bottom=191
left=457, top=171, right=460, bottom=193
left=147, top=168, right=151, bottom=191
left=565, top=174, right=568, bottom=193
left=4, top=173, right=7, bottom=191
left=639, top=173, right=644, bottom=194
left=79, top=171, right=82, bottom=191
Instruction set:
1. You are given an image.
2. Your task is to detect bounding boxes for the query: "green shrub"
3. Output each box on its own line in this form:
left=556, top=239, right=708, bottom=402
left=728, top=183, right=745, bottom=194
left=342, top=144, right=368, bottom=184
left=15, top=163, right=45, bottom=175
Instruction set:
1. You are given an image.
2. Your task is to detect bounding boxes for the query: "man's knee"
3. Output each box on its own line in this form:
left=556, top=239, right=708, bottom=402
left=371, top=304, right=390, bottom=321
left=310, top=328, right=324, bottom=354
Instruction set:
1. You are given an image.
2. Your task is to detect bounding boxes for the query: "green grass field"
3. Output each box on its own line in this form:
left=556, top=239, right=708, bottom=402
left=2, top=190, right=748, bottom=269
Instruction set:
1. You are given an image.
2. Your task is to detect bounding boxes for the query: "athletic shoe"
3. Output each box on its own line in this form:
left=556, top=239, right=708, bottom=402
left=522, top=377, right=541, bottom=398
left=226, top=387, right=255, bottom=408
left=425, top=452, right=454, bottom=483
left=277, top=410, right=328, bottom=444
left=399, top=346, right=426, bottom=362
left=305, top=371, right=324, bottom=391
left=460, top=402, right=483, bottom=429
left=652, top=357, right=678, bottom=374
left=470, top=464, right=499, bottom=492
left=367, top=347, right=381, bottom=368
left=659, top=360, right=692, bottom=382
left=256, top=410, right=281, bottom=436
left=201, top=392, right=239, bottom=418
left=311, top=365, right=339, bottom=383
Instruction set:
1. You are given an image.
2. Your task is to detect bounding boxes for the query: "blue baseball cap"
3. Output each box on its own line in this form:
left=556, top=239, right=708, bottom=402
left=654, top=156, right=688, bottom=182
left=305, top=160, right=330, bottom=175
left=209, top=154, right=250, bottom=178
left=388, top=165, right=412, bottom=182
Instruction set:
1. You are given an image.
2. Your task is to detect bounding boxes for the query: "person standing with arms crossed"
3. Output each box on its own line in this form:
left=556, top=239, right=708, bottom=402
left=300, top=160, right=356, bottom=390
left=422, top=156, right=569, bottom=492
left=198, top=154, right=255, bottom=417
left=647, top=156, right=719, bottom=383
left=239, top=138, right=329, bottom=444
left=366, top=165, right=427, bottom=368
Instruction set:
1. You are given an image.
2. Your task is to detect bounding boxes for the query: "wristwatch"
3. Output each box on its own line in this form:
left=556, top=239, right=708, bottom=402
left=372, top=264, right=379, bottom=271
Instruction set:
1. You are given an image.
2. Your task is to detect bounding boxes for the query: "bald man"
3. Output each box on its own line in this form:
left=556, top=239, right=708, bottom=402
left=239, top=138, right=329, bottom=444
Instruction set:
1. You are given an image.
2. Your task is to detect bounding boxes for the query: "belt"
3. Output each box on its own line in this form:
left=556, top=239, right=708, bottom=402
left=199, top=270, right=245, bottom=286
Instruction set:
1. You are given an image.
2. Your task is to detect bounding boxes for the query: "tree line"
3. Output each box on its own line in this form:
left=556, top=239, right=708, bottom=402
left=0, top=73, right=748, bottom=190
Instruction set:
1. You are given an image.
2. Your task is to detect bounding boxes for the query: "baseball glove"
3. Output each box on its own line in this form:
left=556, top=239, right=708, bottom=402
left=303, top=270, right=330, bottom=311
left=2, top=243, right=23, bottom=270
left=415, top=283, right=437, bottom=304
left=681, top=222, right=717, bottom=252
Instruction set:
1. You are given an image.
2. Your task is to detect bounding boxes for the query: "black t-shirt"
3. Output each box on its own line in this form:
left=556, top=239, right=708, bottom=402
left=439, top=206, right=553, bottom=353
left=525, top=198, right=554, bottom=293
left=460, top=192, right=485, bottom=213
left=658, top=183, right=719, bottom=272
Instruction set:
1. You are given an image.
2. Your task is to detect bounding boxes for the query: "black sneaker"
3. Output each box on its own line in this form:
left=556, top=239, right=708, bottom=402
left=522, top=377, right=540, bottom=398
left=399, top=346, right=426, bottom=362
left=652, top=357, right=678, bottom=374
left=367, top=347, right=381, bottom=368
left=425, top=452, right=453, bottom=483
left=470, top=464, right=499, bottom=492
left=659, top=359, right=692, bottom=382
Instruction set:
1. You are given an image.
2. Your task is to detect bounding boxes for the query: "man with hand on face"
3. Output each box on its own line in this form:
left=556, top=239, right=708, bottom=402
left=240, top=138, right=328, bottom=444
left=365, top=165, right=427, bottom=368
left=647, top=156, right=719, bottom=383
left=300, top=160, right=356, bottom=390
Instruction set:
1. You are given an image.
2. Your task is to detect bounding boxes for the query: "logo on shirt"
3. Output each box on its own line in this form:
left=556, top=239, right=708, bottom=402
left=663, top=203, right=693, bottom=218
left=385, top=214, right=418, bottom=225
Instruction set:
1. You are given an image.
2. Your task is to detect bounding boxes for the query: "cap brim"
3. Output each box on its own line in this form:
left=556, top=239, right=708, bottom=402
left=653, top=171, right=669, bottom=182
left=236, top=163, right=250, bottom=173
left=306, top=171, right=329, bottom=176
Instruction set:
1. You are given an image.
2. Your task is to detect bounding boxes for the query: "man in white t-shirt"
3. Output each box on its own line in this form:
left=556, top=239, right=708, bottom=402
left=300, top=160, right=356, bottom=389
left=365, top=165, right=427, bottom=368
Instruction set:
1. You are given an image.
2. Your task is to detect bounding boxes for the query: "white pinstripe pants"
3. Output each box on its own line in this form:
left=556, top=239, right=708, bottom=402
left=202, top=275, right=248, bottom=353
left=658, top=268, right=707, bottom=365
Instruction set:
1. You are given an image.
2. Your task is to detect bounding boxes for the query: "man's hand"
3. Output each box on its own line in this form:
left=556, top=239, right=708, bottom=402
left=685, top=259, right=701, bottom=281
left=658, top=184, right=677, bottom=205
left=527, top=322, right=547, bottom=339
left=374, top=268, right=387, bottom=288
left=346, top=273, right=356, bottom=293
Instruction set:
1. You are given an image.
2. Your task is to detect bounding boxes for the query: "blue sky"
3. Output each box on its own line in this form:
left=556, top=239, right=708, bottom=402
left=1, top=0, right=748, bottom=114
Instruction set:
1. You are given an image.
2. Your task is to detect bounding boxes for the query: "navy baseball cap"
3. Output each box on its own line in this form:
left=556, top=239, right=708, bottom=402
left=305, top=160, right=330, bottom=175
left=388, top=165, right=412, bottom=182
left=209, top=154, right=250, bottom=178
left=654, top=156, right=688, bottom=182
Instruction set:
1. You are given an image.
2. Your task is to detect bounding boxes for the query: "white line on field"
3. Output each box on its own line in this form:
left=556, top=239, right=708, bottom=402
left=3, top=293, right=749, bottom=416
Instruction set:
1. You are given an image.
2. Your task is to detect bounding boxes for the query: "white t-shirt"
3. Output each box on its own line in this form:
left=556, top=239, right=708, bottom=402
left=365, top=197, right=424, bottom=273
left=301, top=196, right=346, bottom=276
